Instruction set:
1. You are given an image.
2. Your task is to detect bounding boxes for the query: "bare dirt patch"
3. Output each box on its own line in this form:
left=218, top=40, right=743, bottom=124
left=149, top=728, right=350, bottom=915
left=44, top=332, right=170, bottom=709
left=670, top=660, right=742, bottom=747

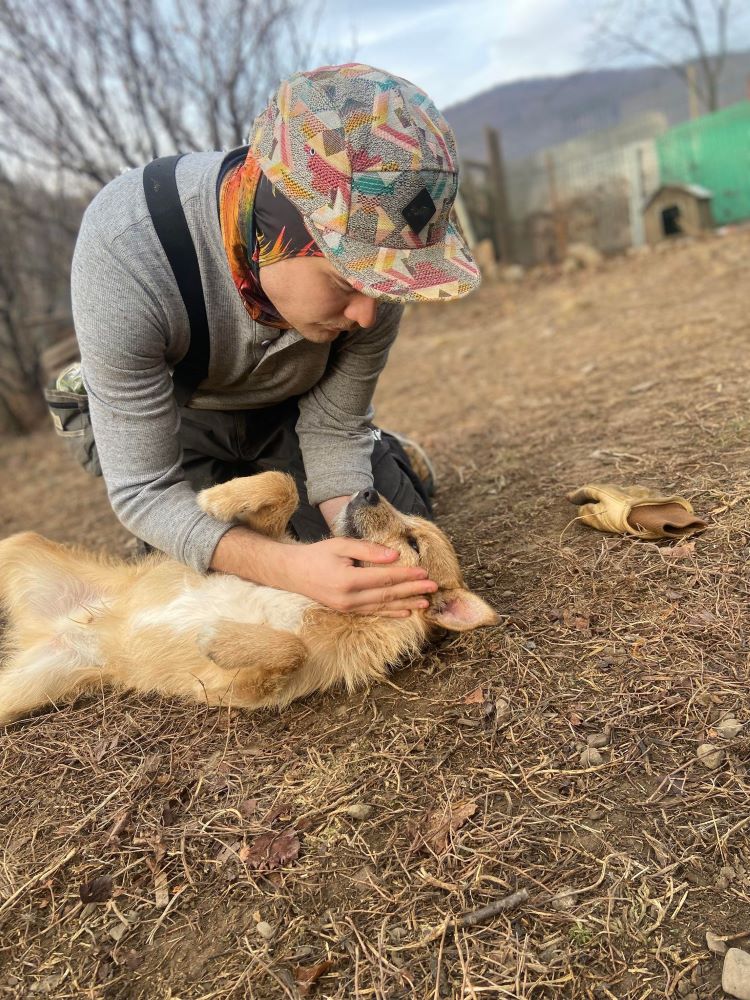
left=1, top=230, right=749, bottom=998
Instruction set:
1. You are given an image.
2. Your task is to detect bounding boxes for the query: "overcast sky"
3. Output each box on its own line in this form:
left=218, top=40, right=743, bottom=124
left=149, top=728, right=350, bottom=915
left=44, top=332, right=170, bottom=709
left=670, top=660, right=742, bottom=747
left=319, top=0, right=599, bottom=109
left=318, top=0, right=749, bottom=111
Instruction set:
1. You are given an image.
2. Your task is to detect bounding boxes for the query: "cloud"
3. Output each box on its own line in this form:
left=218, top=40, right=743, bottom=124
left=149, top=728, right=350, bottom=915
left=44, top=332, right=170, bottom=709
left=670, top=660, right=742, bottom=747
left=319, top=0, right=601, bottom=106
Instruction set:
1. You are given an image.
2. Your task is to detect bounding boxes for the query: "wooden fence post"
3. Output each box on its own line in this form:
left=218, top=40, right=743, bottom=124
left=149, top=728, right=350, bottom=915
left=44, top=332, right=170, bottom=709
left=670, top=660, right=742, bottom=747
left=484, top=126, right=514, bottom=263
left=545, top=151, right=568, bottom=262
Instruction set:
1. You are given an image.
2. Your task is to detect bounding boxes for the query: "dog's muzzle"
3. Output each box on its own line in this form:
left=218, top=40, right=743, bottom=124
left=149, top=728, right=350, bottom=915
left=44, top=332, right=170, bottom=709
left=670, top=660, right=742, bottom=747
left=349, top=488, right=380, bottom=510
left=341, top=488, right=381, bottom=538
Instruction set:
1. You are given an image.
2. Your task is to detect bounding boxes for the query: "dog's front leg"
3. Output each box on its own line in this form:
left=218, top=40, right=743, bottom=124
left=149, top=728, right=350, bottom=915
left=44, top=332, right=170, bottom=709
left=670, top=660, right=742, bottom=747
left=197, top=472, right=299, bottom=540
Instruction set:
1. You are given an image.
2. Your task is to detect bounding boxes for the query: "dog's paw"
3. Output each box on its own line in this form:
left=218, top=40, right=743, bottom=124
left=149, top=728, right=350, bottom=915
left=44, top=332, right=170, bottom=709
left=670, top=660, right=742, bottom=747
left=197, top=473, right=299, bottom=537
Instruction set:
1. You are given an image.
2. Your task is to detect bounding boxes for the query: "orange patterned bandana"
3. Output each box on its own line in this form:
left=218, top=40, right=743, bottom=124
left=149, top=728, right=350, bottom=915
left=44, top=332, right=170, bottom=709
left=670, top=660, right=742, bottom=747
left=219, top=148, right=324, bottom=329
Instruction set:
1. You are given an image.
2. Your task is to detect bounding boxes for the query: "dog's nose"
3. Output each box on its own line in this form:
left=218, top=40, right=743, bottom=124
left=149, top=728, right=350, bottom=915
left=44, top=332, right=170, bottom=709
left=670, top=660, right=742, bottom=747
left=361, top=488, right=380, bottom=506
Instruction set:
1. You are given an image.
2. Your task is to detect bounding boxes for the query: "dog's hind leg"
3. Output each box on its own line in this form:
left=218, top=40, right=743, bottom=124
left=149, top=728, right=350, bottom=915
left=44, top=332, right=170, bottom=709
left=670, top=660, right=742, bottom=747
left=0, top=531, right=105, bottom=619
left=0, top=532, right=113, bottom=725
left=0, top=642, right=104, bottom=726
left=197, top=472, right=299, bottom=539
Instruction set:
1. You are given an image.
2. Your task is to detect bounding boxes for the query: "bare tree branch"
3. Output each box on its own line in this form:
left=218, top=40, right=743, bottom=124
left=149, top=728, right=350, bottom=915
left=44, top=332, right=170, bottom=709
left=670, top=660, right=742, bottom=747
left=0, top=0, right=343, bottom=187
left=587, top=0, right=741, bottom=113
left=0, top=0, right=351, bottom=434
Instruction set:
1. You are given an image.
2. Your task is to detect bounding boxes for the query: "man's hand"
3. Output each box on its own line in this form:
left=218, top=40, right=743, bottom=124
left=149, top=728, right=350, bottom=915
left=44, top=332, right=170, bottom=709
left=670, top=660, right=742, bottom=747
left=210, top=528, right=437, bottom=618
left=276, top=537, right=436, bottom=617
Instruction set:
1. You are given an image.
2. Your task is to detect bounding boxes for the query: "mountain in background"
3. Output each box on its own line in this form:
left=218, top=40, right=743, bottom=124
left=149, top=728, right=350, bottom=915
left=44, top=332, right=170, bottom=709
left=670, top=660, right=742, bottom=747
left=444, top=50, right=750, bottom=163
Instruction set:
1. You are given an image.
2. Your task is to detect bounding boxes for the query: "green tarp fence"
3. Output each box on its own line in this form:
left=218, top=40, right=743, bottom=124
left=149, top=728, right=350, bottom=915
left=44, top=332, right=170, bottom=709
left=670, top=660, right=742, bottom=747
left=656, top=100, right=750, bottom=226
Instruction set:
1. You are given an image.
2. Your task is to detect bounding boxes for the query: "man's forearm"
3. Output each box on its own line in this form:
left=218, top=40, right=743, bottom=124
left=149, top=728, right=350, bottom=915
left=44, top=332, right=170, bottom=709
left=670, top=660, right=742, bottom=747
left=318, top=494, right=352, bottom=528
left=211, top=493, right=352, bottom=580
left=209, top=526, right=292, bottom=587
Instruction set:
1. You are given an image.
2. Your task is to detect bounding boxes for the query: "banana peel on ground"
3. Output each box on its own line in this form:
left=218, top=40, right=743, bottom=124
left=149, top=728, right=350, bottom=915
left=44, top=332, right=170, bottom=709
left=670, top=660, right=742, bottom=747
left=567, top=484, right=707, bottom=541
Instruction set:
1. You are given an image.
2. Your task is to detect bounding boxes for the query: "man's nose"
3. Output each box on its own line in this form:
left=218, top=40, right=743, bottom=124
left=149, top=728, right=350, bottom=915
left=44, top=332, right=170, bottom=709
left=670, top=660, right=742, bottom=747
left=343, top=292, right=378, bottom=330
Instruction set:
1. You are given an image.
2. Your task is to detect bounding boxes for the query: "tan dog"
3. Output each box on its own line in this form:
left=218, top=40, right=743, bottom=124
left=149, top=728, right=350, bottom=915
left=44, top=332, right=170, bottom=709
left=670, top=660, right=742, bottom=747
left=0, top=472, right=496, bottom=726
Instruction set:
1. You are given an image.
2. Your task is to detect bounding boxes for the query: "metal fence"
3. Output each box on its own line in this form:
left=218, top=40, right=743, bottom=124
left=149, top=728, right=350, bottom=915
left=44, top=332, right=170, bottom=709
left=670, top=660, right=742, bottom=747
left=656, top=100, right=750, bottom=226
left=460, top=113, right=667, bottom=267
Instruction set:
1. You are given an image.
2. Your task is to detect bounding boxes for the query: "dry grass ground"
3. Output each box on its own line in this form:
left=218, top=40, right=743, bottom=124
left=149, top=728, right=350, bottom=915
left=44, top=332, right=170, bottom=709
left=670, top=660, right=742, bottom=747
left=1, top=228, right=749, bottom=999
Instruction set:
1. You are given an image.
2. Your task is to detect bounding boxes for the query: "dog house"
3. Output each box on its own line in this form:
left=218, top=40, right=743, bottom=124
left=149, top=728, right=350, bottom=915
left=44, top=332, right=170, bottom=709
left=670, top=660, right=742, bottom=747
left=644, top=184, right=714, bottom=244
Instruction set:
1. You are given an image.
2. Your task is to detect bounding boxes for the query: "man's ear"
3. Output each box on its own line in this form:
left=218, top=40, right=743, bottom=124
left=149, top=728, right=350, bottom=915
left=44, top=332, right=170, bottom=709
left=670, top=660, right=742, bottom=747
left=425, top=588, right=498, bottom=632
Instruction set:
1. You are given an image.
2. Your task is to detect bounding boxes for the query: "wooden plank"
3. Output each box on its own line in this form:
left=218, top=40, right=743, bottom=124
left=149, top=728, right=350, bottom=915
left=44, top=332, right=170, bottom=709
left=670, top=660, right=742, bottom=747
left=484, top=126, right=514, bottom=263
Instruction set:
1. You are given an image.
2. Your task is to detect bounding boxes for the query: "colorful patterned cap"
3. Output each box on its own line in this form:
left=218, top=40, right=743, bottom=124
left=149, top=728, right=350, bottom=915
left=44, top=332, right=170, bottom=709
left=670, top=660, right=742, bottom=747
left=249, top=62, right=480, bottom=303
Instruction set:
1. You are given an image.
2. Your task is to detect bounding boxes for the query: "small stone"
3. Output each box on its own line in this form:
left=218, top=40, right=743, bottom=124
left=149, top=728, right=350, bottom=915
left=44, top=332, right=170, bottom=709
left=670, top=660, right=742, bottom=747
left=722, top=948, right=750, bottom=1000
left=108, top=922, right=128, bottom=943
left=539, top=944, right=562, bottom=964
left=343, top=803, right=373, bottom=821
left=256, top=921, right=274, bottom=940
left=551, top=886, right=577, bottom=911
left=697, top=743, right=724, bottom=769
left=494, top=697, right=511, bottom=721
left=290, top=944, right=314, bottom=960
left=716, top=718, right=744, bottom=740
left=706, top=929, right=728, bottom=955
left=580, top=747, right=603, bottom=768
left=587, top=727, right=612, bottom=749
left=566, top=242, right=603, bottom=269
left=717, top=865, right=736, bottom=890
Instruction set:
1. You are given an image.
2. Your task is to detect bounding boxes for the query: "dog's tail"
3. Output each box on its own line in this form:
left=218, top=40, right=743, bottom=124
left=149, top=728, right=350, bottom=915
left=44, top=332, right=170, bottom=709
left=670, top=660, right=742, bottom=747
left=0, top=532, right=106, bottom=726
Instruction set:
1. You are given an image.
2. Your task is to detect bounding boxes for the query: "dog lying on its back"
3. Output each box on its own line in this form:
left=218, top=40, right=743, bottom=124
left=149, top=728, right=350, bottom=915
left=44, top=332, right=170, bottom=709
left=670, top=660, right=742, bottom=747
left=0, top=472, right=497, bottom=726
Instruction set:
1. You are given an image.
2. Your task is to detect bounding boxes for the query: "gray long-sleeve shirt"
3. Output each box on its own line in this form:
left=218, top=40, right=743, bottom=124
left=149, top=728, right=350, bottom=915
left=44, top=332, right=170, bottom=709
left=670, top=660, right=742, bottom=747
left=71, top=152, right=403, bottom=571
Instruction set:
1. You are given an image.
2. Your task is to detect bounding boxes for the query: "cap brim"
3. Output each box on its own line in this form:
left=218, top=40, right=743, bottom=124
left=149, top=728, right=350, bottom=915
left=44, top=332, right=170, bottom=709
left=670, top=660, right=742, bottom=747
left=304, top=218, right=482, bottom=303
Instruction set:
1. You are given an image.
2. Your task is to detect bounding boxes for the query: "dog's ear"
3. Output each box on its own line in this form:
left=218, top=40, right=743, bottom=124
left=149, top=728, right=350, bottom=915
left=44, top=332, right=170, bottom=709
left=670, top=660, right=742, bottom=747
left=425, top=588, right=498, bottom=632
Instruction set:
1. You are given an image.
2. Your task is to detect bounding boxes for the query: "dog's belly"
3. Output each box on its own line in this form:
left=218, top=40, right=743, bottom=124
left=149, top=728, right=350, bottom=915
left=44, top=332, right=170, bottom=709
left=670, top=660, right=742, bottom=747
left=129, top=575, right=313, bottom=637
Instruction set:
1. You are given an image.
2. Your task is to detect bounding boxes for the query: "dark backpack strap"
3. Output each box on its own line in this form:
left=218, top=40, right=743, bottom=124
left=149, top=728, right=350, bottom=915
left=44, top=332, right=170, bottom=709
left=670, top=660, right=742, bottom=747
left=143, top=155, right=210, bottom=406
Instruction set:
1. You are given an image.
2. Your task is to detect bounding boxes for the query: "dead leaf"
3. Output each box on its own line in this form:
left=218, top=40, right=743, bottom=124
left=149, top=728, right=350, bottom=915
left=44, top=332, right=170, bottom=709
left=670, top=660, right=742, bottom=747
left=294, top=959, right=335, bottom=996
left=462, top=686, right=486, bottom=704
left=418, top=800, right=477, bottom=855
left=655, top=773, right=686, bottom=800
left=153, top=869, right=169, bottom=908
left=214, top=840, right=241, bottom=865
left=80, top=875, right=113, bottom=903
left=240, top=828, right=301, bottom=871
left=693, top=609, right=716, bottom=624
left=260, top=799, right=292, bottom=826
left=563, top=609, right=590, bottom=631
left=94, top=736, right=119, bottom=763
left=161, top=801, right=180, bottom=825
left=239, top=798, right=258, bottom=819
left=122, top=949, right=143, bottom=972
left=137, top=835, right=167, bottom=865
left=660, top=541, right=696, bottom=561
left=107, top=809, right=132, bottom=843
left=706, top=929, right=728, bottom=955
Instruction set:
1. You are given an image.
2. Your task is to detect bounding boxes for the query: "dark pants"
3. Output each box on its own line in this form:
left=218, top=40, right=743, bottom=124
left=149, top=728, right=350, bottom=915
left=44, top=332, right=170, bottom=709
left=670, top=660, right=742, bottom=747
left=178, top=398, right=433, bottom=541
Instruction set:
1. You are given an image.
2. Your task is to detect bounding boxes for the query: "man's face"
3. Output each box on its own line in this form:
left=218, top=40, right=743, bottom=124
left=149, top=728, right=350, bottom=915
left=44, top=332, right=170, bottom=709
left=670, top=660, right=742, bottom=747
left=258, top=256, right=379, bottom=343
